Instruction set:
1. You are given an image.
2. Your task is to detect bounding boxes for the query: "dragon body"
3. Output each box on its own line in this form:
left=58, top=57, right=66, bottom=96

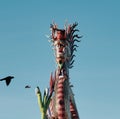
left=36, top=22, right=81, bottom=119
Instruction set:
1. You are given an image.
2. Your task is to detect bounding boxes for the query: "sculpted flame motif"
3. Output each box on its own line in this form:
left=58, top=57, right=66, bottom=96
left=36, top=22, right=82, bottom=119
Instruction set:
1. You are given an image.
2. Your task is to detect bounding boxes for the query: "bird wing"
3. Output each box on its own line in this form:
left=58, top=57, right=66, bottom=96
left=0, top=78, right=5, bottom=81
left=6, top=79, right=11, bottom=86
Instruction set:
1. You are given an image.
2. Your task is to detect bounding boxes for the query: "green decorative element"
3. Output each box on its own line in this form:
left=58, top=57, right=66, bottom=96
left=58, top=63, right=63, bottom=69
left=58, top=60, right=63, bottom=69
left=35, top=87, right=52, bottom=119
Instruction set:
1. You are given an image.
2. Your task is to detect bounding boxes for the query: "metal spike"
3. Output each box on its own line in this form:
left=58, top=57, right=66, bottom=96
left=74, top=39, right=81, bottom=42
left=70, top=60, right=75, bottom=66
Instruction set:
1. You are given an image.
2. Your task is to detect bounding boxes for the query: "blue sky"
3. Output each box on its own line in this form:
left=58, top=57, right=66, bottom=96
left=0, top=0, right=120, bottom=119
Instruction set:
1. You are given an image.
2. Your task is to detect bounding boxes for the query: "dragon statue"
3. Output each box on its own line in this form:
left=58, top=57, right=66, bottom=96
left=35, top=22, right=82, bottom=119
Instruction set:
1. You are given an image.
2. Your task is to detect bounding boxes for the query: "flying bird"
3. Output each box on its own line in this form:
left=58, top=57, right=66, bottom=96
left=0, top=76, right=14, bottom=86
left=25, top=85, right=31, bottom=88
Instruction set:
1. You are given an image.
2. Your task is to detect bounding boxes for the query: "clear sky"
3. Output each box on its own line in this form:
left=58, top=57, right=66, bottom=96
left=0, top=0, right=120, bottom=119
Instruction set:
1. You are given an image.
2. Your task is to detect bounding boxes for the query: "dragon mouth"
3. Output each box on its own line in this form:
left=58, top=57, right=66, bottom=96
left=56, top=57, right=65, bottom=63
left=56, top=53, right=64, bottom=58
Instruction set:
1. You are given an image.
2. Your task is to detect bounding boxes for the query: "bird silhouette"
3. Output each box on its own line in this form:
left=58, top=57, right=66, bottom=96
left=25, top=85, right=31, bottom=88
left=0, top=76, right=14, bottom=86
